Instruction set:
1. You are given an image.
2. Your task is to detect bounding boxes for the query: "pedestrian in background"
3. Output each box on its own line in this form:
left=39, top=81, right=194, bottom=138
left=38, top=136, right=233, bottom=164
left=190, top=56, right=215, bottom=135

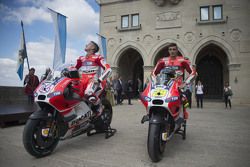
left=24, top=68, right=39, bottom=105
left=106, top=77, right=115, bottom=106
left=195, top=80, right=204, bottom=109
left=224, top=82, right=233, bottom=109
left=112, top=75, right=118, bottom=104
left=115, top=76, right=123, bottom=105
left=137, top=78, right=142, bottom=94
left=126, top=79, right=133, bottom=105
left=185, top=82, right=193, bottom=109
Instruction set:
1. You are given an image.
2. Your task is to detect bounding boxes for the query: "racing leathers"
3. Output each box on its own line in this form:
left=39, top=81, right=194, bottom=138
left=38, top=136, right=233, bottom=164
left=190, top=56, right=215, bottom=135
left=75, top=54, right=112, bottom=113
left=152, top=55, right=197, bottom=119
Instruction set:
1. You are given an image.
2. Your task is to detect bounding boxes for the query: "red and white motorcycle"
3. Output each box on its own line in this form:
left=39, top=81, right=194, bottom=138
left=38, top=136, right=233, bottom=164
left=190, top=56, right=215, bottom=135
left=140, top=67, right=188, bottom=162
left=23, top=64, right=116, bottom=157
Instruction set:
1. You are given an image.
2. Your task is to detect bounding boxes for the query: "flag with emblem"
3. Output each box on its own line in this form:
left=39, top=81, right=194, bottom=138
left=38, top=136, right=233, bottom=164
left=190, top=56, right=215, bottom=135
left=17, top=21, right=30, bottom=80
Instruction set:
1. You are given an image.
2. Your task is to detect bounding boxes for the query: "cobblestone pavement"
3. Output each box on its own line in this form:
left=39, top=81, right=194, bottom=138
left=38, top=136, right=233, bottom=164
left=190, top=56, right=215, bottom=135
left=0, top=100, right=250, bottom=167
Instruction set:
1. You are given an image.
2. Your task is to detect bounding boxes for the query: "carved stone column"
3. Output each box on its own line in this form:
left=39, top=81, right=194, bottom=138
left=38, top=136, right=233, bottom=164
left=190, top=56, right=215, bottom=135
left=144, top=66, right=154, bottom=80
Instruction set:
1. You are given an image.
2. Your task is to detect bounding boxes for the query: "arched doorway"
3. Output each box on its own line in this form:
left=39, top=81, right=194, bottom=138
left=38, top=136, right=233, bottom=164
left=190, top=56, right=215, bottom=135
left=117, top=48, right=144, bottom=96
left=196, top=44, right=229, bottom=99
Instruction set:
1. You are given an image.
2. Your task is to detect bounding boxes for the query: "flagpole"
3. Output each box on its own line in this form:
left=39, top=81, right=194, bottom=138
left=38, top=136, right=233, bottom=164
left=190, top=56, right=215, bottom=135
left=21, top=21, right=30, bottom=70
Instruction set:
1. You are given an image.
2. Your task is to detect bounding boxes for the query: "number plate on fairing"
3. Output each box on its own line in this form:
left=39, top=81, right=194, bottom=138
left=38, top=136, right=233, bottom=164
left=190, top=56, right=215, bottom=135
left=152, top=88, right=168, bottom=97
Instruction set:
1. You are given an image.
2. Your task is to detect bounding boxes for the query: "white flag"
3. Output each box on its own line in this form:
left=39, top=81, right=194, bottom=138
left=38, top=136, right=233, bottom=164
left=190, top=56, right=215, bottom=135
left=49, top=8, right=67, bottom=69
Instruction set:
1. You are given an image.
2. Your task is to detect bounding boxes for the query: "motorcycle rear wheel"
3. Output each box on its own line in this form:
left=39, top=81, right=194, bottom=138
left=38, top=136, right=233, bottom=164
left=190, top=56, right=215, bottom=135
left=147, top=123, right=166, bottom=162
left=23, top=119, right=59, bottom=158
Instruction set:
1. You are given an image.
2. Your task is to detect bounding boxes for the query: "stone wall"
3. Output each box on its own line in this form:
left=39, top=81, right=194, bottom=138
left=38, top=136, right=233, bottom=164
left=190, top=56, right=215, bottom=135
left=0, top=86, right=27, bottom=104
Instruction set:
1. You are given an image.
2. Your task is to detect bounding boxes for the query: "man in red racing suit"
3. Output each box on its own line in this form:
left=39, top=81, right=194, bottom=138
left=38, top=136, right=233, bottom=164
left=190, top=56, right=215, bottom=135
left=152, top=43, right=197, bottom=119
left=75, top=41, right=112, bottom=114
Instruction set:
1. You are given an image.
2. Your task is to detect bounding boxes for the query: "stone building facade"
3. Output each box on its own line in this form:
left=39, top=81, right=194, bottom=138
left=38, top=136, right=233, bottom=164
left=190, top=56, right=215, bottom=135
left=96, top=0, right=250, bottom=103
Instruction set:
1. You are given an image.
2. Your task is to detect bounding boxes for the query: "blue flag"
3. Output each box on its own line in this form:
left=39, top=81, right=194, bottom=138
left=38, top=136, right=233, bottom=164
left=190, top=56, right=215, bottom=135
left=17, top=21, right=29, bottom=80
left=97, top=34, right=107, bottom=60
left=49, top=8, right=67, bottom=69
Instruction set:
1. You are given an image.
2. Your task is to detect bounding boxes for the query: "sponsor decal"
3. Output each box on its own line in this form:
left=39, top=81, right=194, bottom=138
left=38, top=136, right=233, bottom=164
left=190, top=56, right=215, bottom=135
left=83, top=61, right=94, bottom=66
left=144, top=96, right=152, bottom=102
left=166, top=80, right=174, bottom=89
left=165, top=96, right=179, bottom=102
left=47, top=91, right=62, bottom=98
left=167, top=66, right=180, bottom=71
left=70, top=110, right=92, bottom=127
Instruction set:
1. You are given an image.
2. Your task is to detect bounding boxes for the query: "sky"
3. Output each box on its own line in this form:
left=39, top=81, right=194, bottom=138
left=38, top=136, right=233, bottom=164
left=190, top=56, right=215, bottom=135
left=0, top=0, right=100, bottom=86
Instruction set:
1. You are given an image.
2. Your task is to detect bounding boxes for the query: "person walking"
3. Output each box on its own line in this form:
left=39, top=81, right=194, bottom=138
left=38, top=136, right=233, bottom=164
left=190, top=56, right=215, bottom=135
left=195, top=80, right=204, bottom=108
left=224, top=82, right=233, bottom=109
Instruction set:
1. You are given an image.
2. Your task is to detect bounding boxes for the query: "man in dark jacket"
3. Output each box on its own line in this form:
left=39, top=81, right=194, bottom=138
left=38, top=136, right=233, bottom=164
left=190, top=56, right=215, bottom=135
left=126, top=79, right=133, bottom=105
left=24, top=68, right=39, bottom=104
left=115, top=76, right=123, bottom=105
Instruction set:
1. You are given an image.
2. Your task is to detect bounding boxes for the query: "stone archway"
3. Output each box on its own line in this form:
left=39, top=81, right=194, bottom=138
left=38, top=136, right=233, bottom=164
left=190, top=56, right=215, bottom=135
left=117, top=48, right=144, bottom=96
left=195, top=43, right=229, bottom=99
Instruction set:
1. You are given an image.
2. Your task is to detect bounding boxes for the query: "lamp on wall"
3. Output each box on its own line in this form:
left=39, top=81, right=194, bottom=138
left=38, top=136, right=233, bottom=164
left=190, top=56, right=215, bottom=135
left=234, top=77, right=238, bottom=84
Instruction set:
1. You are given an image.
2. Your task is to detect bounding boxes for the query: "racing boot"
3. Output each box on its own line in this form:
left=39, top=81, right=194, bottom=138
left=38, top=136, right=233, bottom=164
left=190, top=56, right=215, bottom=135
left=91, top=103, right=103, bottom=117
left=88, top=95, right=98, bottom=104
left=88, top=96, right=103, bottom=117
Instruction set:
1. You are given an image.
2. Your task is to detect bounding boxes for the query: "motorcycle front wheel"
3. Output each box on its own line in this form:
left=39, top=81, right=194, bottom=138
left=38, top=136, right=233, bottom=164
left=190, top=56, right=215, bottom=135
left=147, top=123, right=166, bottom=162
left=23, top=118, right=60, bottom=158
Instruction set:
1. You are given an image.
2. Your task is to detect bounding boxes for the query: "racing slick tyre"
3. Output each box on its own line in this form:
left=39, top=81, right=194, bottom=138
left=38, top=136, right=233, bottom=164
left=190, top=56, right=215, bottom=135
left=23, top=118, right=59, bottom=158
left=147, top=123, right=166, bottom=162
